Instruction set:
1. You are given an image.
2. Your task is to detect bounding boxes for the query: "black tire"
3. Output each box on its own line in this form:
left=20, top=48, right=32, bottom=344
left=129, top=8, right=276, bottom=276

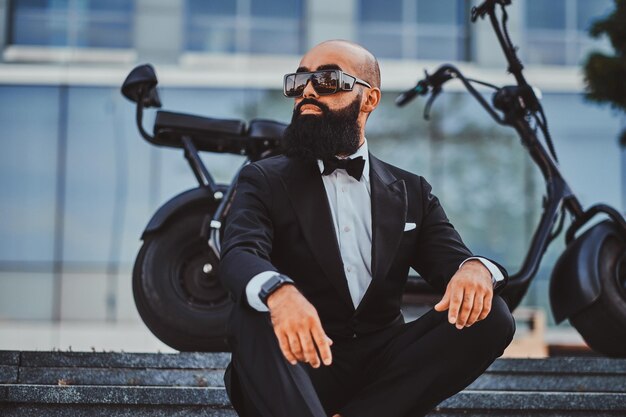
left=132, top=206, right=232, bottom=351
left=570, top=234, right=626, bottom=357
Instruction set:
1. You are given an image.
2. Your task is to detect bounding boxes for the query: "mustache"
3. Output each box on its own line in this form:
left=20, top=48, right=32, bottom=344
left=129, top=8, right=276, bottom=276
left=294, top=98, right=331, bottom=116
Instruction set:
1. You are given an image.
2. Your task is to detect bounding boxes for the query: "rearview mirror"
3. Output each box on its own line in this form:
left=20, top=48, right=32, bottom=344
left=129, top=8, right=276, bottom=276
left=121, top=64, right=162, bottom=108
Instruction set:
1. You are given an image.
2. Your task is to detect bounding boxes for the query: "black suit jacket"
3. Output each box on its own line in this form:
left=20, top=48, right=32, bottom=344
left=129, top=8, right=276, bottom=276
left=219, top=153, right=508, bottom=338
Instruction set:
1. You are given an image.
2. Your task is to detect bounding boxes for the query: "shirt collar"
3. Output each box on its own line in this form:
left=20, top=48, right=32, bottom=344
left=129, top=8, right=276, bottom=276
left=317, top=138, right=370, bottom=183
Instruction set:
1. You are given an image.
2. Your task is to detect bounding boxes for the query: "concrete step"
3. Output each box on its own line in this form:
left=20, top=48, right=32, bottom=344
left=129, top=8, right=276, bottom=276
left=2, top=385, right=626, bottom=416
left=3, top=351, right=625, bottom=392
left=2, top=351, right=626, bottom=416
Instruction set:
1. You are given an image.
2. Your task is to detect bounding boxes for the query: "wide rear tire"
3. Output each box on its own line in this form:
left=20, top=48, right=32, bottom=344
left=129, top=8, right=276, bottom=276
left=570, top=234, right=626, bottom=357
left=132, top=207, right=232, bottom=351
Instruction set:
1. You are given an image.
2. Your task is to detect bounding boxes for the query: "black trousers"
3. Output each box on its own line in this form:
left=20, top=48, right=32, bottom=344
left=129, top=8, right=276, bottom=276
left=224, top=296, right=515, bottom=417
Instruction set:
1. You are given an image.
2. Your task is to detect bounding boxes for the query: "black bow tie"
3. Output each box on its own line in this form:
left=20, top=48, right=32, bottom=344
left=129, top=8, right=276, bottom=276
left=322, top=156, right=365, bottom=180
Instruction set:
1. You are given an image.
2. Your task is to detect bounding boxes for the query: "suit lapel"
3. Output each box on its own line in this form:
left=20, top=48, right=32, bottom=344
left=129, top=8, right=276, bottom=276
left=369, top=154, right=407, bottom=287
left=281, top=159, right=354, bottom=310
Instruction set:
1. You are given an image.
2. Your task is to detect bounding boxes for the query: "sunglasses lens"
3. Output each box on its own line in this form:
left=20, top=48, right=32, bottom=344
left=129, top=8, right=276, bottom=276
left=284, top=74, right=304, bottom=97
left=284, top=71, right=340, bottom=97
left=311, top=71, right=338, bottom=95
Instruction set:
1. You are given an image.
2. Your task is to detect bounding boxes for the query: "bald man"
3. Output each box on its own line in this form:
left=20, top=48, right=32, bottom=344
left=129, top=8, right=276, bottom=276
left=219, top=40, right=515, bottom=417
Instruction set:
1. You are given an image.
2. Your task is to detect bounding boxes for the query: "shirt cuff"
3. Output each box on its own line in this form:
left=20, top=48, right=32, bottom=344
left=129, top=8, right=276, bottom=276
left=459, top=257, right=505, bottom=286
left=245, top=271, right=280, bottom=312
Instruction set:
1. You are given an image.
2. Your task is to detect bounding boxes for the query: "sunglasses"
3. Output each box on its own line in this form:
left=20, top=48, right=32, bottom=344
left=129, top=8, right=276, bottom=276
left=283, top=69, right=372, bottom=98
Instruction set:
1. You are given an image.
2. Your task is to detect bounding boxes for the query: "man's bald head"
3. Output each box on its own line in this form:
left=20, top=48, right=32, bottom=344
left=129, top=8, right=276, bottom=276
left=303, top=40, right=381, bottom=89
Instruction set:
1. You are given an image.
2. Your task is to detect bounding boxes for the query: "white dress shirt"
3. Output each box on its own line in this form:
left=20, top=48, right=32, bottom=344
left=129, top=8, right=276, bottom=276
left=245, top=139, right=503, bottom=312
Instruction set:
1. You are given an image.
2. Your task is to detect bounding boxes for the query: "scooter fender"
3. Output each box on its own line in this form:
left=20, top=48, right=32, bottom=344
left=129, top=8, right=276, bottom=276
left=141, top=187, right=218, bottom=239
left=550, top=220, right=620, bottom=323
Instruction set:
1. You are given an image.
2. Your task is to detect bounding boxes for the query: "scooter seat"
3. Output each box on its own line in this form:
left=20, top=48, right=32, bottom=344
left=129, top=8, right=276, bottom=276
left=153, top=111, right=286, bottom=156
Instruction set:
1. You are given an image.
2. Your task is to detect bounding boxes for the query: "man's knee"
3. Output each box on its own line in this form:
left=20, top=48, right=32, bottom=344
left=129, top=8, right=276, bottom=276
left=474, top=295, right=516, bottom=352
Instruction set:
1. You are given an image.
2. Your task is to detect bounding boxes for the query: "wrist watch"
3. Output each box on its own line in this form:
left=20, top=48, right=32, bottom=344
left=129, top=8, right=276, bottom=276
left=259, top=274, right=294, bottom=306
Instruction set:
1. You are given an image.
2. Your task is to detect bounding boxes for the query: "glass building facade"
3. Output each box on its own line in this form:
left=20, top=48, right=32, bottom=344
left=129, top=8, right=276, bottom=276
left=357, top=0, right=469, bottom=60
left=184, top=0, right=304, bottom=54
left=522, top=0, right=614, bottom=66
left=9, top=0, right=135, bottom=48
left=0, top=0, right=623, bottom=349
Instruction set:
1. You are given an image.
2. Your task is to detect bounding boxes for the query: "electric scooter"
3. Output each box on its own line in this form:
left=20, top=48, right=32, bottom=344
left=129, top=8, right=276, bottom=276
left=122, top=65, right=285, bottom=350
left=396, top=0, right=626, bottom=356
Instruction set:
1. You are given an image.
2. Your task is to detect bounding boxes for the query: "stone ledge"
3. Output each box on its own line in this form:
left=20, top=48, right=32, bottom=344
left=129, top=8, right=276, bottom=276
left=428, top=412, right=626, bottom=417
left=14, top=366, right=626, bottom=393
left=3, top=385, right=626, bottom=412
left=0, top=404, right=237, bottom=417
left=18, top=367, right=224, bottom=387
left=0, top=352, right=19, bottom=366
left=0, top=385, right=230, bottom=406
left=438, top=390, right=626, bottom=411
left=487, top=357, right=626, bottom=374
left=19, top=351, right=231, bottom=369
left=0, top=365, right=17, bottom=384
left=14, top=352, right=626, bottom=374
left=467, top=373, right=626, bottom=392
left=1, top=405, right=625, bottom=417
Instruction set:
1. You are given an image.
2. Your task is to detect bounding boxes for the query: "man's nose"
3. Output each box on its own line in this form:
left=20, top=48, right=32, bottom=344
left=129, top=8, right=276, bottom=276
left=302, top=78, right=319, bottom=98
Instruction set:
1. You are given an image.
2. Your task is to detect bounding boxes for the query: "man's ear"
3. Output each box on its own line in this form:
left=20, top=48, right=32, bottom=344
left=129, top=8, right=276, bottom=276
left=361, top=87, right=381, bottom=114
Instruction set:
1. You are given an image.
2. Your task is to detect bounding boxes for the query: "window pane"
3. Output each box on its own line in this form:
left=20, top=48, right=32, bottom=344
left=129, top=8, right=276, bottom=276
left=416, top=0, right=460, bottom=24
left=249, top=26, right=301, bottom=55
left=0, top=86, right=59, bottom=263
left=88, top=0, right=133, bottom=13
left=0, top=272, right=54, bottom=320
left=416, top=35, right=460, bottom=61
left=184, top=0, right=302, bottom=54
left=185, top=20, right=237, bottom=52
left=62, top=87, right=135, bottom=263
left=525, top=0, right=566, bottom=29
left=576, top=0, right=613, bottom=31
left=77, top=18, right=134, bottom=48
left=186, top=0, right=236, bottom=15
left=10, top=0, right=134, bottom=48
left=359, top=30, right=403, bottom=59
left=358, top=0, right=402, bottom=23
left=11, top=2, right=69, bottom=46
left=523, top=36, right=568, bottom=65
left=251, top=0, right=300, bottom=18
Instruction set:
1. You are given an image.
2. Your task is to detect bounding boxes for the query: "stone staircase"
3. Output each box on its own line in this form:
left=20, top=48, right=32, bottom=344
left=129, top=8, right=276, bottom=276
left=1, top=350, right=626, bottom=416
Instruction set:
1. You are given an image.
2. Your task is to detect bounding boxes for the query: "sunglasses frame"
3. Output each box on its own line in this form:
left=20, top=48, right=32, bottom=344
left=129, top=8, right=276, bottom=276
left=283, top=69, right=372, bottom=98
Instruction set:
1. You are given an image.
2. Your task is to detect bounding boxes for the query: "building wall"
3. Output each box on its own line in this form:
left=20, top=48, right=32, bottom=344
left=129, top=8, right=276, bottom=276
left=0, top=0, right=622, bottom=351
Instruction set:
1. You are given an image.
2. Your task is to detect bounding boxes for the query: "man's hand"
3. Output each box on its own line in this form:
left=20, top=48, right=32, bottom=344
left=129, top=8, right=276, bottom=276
left=434, top=260, right=494, bottom=329
left=267, top=285, right=333, bottom=367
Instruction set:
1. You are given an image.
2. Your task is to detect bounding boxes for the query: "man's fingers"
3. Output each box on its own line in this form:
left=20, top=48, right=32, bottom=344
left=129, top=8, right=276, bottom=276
left=277, top=332, right=298, bottom=365
left=287, top=332, right=304, bottom=362
left=298, top=330, right=320, bottom=368
left=477, top=292, right=493, bottom=321
left=456, top=291, right=475, bottom=329
left=311, top=326, right=333, bottom=366
left=268, top=288, right=332, bottom=367
left=466, top=294, right=484, bottom=327
left=447, top=287, right=464, bottom=325
left=434, top=289, right=450, bottom=312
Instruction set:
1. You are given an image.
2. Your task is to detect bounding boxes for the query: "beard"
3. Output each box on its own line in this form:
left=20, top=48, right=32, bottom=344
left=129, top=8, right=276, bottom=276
left=281, top=95, right=362, bottom=162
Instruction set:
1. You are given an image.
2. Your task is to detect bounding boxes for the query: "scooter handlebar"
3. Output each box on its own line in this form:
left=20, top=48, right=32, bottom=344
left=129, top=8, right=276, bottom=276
left=395, top=81, right=429, bottom=107
left=395, top=66, right=455, bottom=107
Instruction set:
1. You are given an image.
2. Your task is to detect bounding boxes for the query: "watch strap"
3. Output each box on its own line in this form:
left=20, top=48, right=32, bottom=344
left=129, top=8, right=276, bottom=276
left=259, top=274, right=294, bottom=306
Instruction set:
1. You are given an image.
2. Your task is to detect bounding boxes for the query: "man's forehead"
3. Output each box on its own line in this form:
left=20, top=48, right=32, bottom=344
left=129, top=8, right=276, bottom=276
left=296, top=64, right=342, bottom=73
